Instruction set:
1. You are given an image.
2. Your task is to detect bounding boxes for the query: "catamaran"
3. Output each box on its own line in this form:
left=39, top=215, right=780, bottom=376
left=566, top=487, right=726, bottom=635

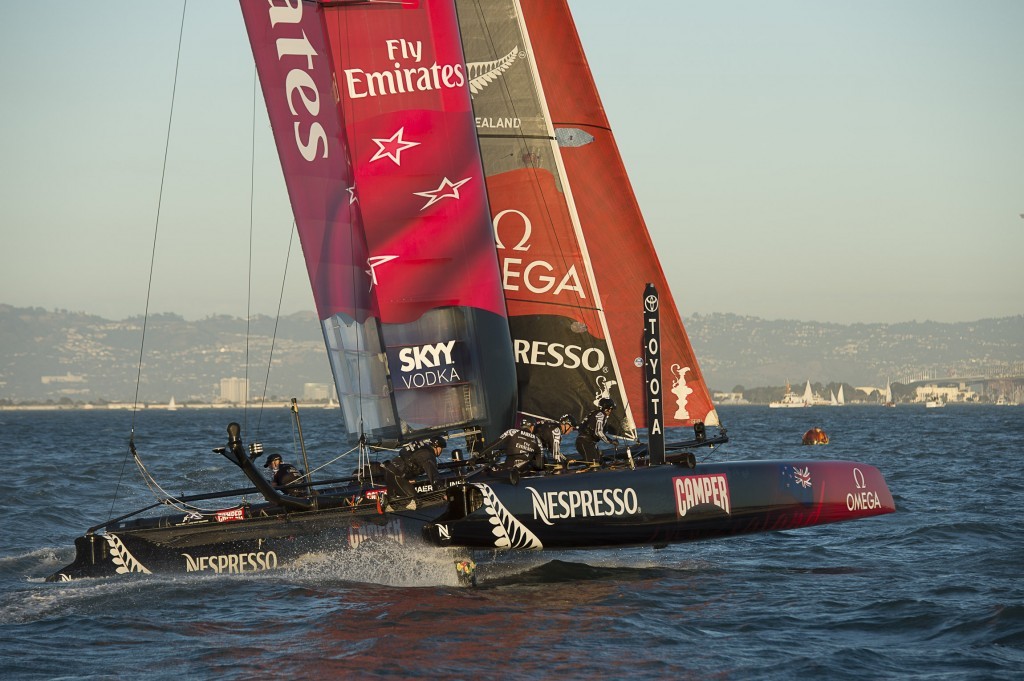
left=48, top=0, right=893, bottom=583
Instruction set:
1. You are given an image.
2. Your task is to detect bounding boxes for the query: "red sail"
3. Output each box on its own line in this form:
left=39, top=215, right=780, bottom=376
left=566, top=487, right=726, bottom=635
left=460, top=0, right=718, bottom=429
left=520, top=0, right=717, bottom=427
left=242, top=1, right=515, bottom=442
left=457, top=1, right=627, bottom=434
left=321, top=2, right=506, bottom=325
left=241, top=1, right=372, bottom=324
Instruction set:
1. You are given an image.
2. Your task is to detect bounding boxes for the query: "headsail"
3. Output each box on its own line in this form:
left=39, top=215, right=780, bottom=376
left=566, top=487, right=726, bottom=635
left=456, top=0, right=719, bottom=434
left=242, top=0, right=516, bottom=443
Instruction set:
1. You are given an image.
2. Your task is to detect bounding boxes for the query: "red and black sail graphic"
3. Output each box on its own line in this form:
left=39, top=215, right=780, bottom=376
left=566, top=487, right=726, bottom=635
left=456, top=0, right=626, bottom=435
left=457, top=0, right=718, bottom=433
left=242, top=0, right=515, bottom=443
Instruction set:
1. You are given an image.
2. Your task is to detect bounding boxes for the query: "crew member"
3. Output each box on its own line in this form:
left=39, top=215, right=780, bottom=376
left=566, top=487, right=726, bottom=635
left=536, top=414, right=578, bottom=470
left=576, top=398, right=618, bottom=465
left=264, top=453, right=308, bottom=495
left=491, top=419, right=544, bottom=472
left=384, top=436, right=446, bottom=500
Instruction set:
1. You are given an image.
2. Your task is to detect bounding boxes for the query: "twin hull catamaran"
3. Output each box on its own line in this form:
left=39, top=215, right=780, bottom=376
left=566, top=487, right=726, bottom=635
left=49, top=0, right=893, bottom=583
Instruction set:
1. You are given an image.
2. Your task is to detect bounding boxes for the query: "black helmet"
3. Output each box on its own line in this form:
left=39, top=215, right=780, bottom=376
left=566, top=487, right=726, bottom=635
left=599, top=397, right=616, bottom=410
left=559, top=414, right=578, bottom=428
left=431, top=436, right=446, bottom=449
left=520, top=419, right=535, bottom=429
left=263, top=453, right=282, bottom=469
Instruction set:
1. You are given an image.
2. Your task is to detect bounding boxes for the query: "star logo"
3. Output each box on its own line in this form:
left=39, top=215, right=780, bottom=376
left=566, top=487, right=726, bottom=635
left=346, top=185, right=357, bottom=205
left=366, top=255, right=398, bottom=290
left=369, top=127, right=420, bottom=166
left=414, top=176, right=472, bottom=211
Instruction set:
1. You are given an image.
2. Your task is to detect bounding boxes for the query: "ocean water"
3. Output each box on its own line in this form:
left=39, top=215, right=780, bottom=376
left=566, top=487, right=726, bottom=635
left=1, top=405, right=1021, bottom=680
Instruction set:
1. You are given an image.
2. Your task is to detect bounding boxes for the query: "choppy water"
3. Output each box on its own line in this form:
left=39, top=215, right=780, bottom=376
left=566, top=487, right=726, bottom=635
left=1, top=405, right=1021, bottom=679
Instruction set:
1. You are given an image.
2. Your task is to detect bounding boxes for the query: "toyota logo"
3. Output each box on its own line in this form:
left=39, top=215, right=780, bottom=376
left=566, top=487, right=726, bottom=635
left=644, top=295, right=659, bottom=312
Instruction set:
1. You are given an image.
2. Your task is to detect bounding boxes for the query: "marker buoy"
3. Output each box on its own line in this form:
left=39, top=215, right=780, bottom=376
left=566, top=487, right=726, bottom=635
left=802, top=427, right=829, bottom=445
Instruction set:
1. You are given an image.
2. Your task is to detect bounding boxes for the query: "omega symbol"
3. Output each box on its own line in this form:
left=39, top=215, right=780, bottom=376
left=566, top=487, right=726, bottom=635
left=852, top=467, right=867, bottom=489
left=493, top=209, right=532, bottom=251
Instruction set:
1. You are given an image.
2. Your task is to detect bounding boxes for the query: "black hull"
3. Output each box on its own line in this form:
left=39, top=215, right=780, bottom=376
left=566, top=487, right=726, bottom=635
left=50, top=447, right=894, bottom=580
left=424, top=459, right=895, bottom=550
left=48, top=489, right=444, bottom=582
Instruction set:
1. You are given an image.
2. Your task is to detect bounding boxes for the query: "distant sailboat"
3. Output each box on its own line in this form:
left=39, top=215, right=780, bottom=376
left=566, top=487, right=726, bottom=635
left=830, top=390, right=838, bottom=406
left=837, top=385, right=846, bottom=405
left=883, top=379, right=896, bottom=408
left=167, top=397, right=178, bottom=411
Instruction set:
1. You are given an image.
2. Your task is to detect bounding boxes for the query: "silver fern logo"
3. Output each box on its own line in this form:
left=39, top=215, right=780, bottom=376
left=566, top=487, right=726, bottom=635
left=467, top=46, right=524, bottom=97
left=474, top=482, right=543, bottom=550
left=105, top=534, right=151, bottom=575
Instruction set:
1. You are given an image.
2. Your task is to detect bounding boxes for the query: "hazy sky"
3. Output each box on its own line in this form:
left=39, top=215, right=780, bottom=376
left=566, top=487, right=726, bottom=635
left=2, top=1, right=1021, bottom=324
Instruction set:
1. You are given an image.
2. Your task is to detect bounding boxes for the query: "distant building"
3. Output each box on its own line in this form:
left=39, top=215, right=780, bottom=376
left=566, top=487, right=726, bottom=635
left=914, top=383, right=978, bottom=403
left=303, top=382, right=333, bottom=401
left=713, top=391, right=748, bottom=405
left=220, top=377, right=249, bottom=403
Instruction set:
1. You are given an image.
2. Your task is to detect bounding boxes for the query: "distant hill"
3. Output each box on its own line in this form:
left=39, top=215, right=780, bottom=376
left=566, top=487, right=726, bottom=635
left=0, top=305, right=327, bottom=403
left=1, top=304, right=1021, bottom=403
left=686, top=312, right=1024, bottom=391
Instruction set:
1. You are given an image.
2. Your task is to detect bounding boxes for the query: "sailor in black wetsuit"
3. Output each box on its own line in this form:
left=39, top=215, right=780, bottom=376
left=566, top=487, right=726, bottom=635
left=576, top=398, right=618, bottom=465
left=492, top=420, right=544, bottom=472
left=264, top=453, right=308, bottom=495
left=384, top=436, right=445, bottom=500
left=536, top=414, right=578, bottom=471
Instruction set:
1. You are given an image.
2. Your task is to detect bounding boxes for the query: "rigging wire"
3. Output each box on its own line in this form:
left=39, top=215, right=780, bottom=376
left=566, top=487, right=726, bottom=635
left=240, top=60, right=297, bottom=440
left=245, top=65, right=257, bottom=436
left=257, top=221, right=297, bottom=437
left=109, top=0, right=188, bottom=525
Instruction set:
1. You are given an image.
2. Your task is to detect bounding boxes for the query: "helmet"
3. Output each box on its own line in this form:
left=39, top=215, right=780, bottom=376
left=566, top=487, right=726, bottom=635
left=263, top=453, right=282, bottom=469
left=599, top=397, right=616, bottom=410
left=520, top=419, right=535, bottom=429
left=559, top=414, right=578, bottom=428
left=431, top=436, right=446, bottom=449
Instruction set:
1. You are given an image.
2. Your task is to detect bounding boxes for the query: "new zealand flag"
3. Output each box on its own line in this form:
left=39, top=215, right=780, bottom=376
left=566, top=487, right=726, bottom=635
left=780, top=464, right=816, bottom=507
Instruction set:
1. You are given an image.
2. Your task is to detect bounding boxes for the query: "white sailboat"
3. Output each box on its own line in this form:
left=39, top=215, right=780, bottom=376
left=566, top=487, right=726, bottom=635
left=883, top=379, right=896, bottom=407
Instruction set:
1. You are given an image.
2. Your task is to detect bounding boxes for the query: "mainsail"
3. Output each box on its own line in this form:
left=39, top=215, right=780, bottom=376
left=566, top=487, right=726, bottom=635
left=242, top=0, right=516, bottom=443
left=456, top=0, right=719, bottom=434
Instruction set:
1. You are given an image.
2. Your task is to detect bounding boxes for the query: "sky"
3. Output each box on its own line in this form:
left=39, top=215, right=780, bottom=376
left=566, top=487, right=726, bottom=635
left=1, top=1, right=1022, bottom=325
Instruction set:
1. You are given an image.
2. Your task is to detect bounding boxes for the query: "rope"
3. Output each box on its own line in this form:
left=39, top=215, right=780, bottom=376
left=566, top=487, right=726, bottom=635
left=109, top=0, right=188, bottom=526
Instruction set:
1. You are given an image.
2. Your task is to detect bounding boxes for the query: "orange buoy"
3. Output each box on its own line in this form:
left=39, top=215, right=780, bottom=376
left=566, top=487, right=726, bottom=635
left=802, top=427, right=829, bottom=445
